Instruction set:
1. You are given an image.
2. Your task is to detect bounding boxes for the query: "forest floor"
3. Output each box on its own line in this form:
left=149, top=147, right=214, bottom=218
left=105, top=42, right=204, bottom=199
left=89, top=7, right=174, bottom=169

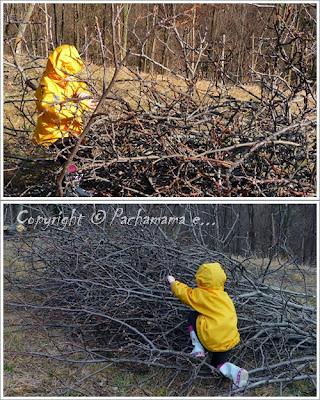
left=3, top=238, right=316, bottom=397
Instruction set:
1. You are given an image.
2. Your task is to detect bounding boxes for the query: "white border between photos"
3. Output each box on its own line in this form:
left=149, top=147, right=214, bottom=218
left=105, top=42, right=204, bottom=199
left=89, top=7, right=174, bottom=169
left=0, top=199, right=319, bottom=400
left=0, top=0, right=319, bottom=201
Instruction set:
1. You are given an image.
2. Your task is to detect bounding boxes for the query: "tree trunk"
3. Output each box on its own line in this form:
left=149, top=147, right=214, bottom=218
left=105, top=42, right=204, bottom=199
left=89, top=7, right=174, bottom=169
left=75, top=4, right=80, bottom=49
left=53, top=3, right=58, bottom=47
left=117, top=4, right=122, bottom=58
left=150, top=5, right=158, bottom=75
left=73, top=4, right=80, bottom=49
left=15, top=3, right=35, bottom=55
left=288, top=5, right=302, bottom=87
left=248, top=205, right=255, bottom=253
left=143, top=4, right=150, bottom=73
left=190, top=5, right=197, bottom=74
left=29, top=17, right=36, bottom=55
left=208, top=6, right=217, bottom=79
left=60, top=3, right=65, bottom=46
left=43, top=4, right=49, bottom=57
left=236, top=6, right=247, bottom=83
left=122, top=4, right=130, bottom=63
left=220, top=33, right=226, bottom=86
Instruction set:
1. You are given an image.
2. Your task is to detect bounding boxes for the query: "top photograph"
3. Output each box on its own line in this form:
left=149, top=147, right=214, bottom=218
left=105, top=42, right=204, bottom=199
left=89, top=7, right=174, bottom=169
left=2, top=2, right=317, bottom=198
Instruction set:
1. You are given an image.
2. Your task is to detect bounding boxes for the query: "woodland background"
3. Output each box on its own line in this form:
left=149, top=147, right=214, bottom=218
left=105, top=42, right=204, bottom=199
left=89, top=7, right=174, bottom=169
left=4, top=3, right=316, bottom=82
left=4, top=203, right=317, bottom=266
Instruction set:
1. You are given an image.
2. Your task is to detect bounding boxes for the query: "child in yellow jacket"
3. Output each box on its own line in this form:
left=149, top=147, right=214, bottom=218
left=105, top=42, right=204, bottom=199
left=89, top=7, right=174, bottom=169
left=33, top=44, right=96, bottom=147
left=167, top=262, right=248, bottom=388
left=33, top=45, right=97, bottom=180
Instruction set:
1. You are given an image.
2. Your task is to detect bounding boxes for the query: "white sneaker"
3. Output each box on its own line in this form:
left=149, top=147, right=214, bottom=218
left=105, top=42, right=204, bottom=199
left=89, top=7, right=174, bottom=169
left=218, top=362, right=249, bottom=388
left=190, top=347, right=206, bottom=358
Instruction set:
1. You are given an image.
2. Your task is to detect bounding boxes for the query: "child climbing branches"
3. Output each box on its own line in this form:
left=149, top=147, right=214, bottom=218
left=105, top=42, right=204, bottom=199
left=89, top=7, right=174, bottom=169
left=33, top=44, right=97, bottom=193
left=167, top=262, right=249, bottom=388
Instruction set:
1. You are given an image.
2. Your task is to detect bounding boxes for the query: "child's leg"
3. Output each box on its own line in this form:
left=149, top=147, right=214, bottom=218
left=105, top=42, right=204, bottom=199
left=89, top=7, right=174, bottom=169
left=211, top=349, right=231, bottom=369
left=49, top=136, right=91, bottom=196
left=50, top=137, right=80, bottom=180
left=187, top=311, right=198, bottom=332
left=51, top=137, right=76, bottom=167
left=187, top=311, right=205, bottom=358
left=212, top=351, right=248, bottom=388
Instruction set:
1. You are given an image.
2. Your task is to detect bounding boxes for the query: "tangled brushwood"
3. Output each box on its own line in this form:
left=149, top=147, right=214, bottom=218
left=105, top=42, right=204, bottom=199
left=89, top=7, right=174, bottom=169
left=5, top=215, right=316, bottom=396
left=78, top=93, right=316, bottom=197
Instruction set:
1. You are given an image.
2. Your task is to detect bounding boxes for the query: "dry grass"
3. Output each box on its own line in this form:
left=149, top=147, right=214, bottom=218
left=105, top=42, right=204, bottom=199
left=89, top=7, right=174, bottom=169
left=233, top=255, right=317, bottom=298
left=4, top=313, right=170, bottom=397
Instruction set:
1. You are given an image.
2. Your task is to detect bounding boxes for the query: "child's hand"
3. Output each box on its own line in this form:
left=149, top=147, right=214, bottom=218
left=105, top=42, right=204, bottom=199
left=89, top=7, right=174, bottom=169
left=78, top=92, right=90, bottom=99
left=87, top=99, right=98, bottom=109
left=167, top=275, right=175, bottom=284
left=77, top=92, right=98, bottom=109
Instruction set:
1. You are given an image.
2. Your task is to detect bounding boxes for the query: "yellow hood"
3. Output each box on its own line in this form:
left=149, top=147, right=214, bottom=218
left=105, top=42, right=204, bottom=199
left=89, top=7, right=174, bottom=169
left=45, top=44, right=84, bottom=80
left=195, top=262, right=226, bottom=290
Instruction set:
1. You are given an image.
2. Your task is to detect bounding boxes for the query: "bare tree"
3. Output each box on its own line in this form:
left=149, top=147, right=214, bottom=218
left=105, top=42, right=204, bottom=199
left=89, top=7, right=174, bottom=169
left=14, top=3, right=35, bottom=55
left=121, top=4, right=131, bottom=63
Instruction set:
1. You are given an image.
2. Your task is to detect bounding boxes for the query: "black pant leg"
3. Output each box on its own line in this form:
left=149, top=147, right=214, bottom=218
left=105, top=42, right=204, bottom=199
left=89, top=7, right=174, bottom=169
left=211, top=349, right=232, bottom=368
left=187, top=311, right=198, bottom=331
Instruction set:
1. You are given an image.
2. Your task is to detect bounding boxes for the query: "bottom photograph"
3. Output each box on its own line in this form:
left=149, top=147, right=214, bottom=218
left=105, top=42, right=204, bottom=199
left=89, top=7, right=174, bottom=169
left=2, top=203, right=317, bottom=398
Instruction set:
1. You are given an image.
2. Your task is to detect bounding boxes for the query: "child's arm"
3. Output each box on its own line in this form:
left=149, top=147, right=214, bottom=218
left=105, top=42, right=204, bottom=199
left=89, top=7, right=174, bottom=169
left=167, top=275, right=196, bottom=308
left=75, top=82, right=97, bottom=111
left=37, top=86, right=81, bottom=120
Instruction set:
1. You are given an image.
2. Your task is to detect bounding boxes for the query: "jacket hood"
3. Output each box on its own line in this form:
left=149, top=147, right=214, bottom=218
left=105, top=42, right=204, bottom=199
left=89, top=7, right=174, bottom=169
left=45, top=45, right=84, bottom=80
left=195, top=262, right=226, bottom=290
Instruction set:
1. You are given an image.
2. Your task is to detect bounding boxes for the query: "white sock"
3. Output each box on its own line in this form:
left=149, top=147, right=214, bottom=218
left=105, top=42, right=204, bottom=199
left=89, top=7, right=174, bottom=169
left=189, top=330, right=205, bottom=354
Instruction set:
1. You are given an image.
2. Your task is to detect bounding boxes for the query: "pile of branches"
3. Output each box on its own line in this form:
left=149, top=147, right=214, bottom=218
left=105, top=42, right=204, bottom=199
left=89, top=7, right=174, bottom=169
left=3, top=92, right=317, bottom=197
left=78, top=90, right=316, bottom=197
left=4, top=89, right=316, bottom=197
left=5, top=218, right=316, bottom=396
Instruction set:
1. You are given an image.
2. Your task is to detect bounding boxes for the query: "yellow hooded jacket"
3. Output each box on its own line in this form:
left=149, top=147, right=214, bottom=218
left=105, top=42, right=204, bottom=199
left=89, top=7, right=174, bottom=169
left=172, top=262, right=240, bottom=352
left=33, top=44, right=92, bottom=146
